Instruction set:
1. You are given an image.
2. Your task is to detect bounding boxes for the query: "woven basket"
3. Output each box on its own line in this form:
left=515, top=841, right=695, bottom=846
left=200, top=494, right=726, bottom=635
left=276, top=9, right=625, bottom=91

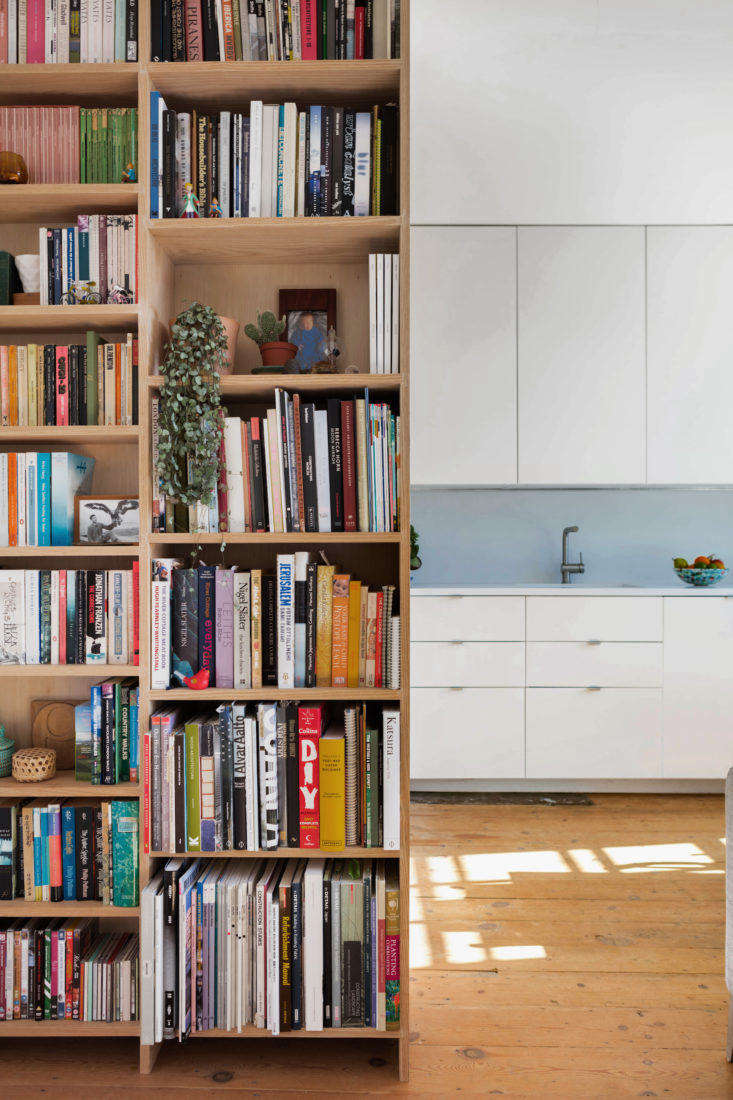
left=12, top=747, right=56, bottom=783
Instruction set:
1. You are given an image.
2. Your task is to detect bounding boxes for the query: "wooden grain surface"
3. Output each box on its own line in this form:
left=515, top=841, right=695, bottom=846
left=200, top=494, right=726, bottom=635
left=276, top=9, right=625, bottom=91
left=3, top=794, right=729, bottom=1097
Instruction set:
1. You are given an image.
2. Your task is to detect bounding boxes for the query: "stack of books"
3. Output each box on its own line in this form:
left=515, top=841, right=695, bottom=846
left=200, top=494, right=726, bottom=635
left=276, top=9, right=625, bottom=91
left=140, top=856, right=399, bottom=1040
left=151, top=556, right=399, bottom=690
left=0, top=450, right=94, bottom=547
left=0, top=921, right=139, bottom=1023
left=38, top=214, right=138, bottom=305
left=0, top=0, right=139, bottom=62
left=0, top=799, right=139, bottom=906
left=1, top=336, right=139, bottom=428
left=74, top=678, right=140, bottom=784
left=152, top=390, right=399, bottom=535
left=144, top=702, right=399, bottom=854
left=150, top=96, right=398, bottom=217
left=151, top=0, right=400, bottom=62
left=0, top=567, right=140, bottom=666
left=0, top=107, right=137, bottom=184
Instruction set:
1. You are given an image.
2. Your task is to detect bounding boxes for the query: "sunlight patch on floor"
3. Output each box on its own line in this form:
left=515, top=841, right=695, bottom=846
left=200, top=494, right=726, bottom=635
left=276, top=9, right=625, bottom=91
left=442, top=931, right=487, bottom=965
left=458, top=849, right=571, bottom=882
left=567, top=848, right=608, bottom=873
left=603, top=841, right=714, bottom=873
left=491, top=945, right=547, bottom=961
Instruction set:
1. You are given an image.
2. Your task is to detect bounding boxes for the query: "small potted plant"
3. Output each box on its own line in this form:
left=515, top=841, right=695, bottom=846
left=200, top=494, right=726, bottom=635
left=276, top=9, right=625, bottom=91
left=244, top=310, right=297, bottom=369
left=410, top=525, right=422, bottom=574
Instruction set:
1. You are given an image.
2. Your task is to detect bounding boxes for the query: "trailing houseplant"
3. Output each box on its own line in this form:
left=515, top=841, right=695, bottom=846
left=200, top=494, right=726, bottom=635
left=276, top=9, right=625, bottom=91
left=156, top=302, right=226, bottom=507
left=244, top=310, right=297, bottom=369
left=410, top=525, right=422, bottom=571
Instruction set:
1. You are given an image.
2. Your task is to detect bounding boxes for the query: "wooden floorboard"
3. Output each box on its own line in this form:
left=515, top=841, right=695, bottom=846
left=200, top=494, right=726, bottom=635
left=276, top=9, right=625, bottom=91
left=0, top=793, right=730, bottom=1097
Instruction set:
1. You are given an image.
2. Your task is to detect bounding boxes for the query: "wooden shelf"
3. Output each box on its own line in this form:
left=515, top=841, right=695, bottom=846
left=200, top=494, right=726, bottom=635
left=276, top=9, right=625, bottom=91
left=0, top=63, right=139, bottom=105
left=0, top=545, right=139, bottom=557
left=0, top=771, right=139, bottom=798
left=150, top=848, right=398, bottom=860
left=0, top=900, right=139, bottom=916
left=188, top=1025, right=396, bottom=1039
left=0, top=664, right=139, bottom=677
left=148, top=59, right=401, bottom=106
left=0, top=1020, right=139, bottom=1035
left=149, top=532, right=399, bottom=545
left=0, top=305, right=138, bottom=333
left=147, top=373, right=401, bottom=396
left=0, top=184, right=139, bottom=224
left=149, top=687, right=400, bottom=702
left=147, top=216, right=402, bottom=263
left=0, top=426, right=139, bottom=443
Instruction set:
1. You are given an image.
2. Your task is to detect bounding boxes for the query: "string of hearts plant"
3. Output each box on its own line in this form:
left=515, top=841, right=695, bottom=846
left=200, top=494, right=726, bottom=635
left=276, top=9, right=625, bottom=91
left=156, top=301, right=227, bottom=510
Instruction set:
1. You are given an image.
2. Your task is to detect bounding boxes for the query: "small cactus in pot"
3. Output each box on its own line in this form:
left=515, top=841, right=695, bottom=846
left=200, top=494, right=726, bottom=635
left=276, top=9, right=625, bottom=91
left=244, top=311, right=297, bottom=369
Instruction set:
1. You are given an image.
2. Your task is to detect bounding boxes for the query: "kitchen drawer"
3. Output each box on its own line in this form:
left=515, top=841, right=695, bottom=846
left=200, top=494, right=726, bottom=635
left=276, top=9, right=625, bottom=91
left=411, top=642, right=525, bottom=687
left=411, top=595, right=525, bottom=642
left=526, top=596, right=662, bottom=642
left=411, top=688, right=524, bottom=778
left=525, top=688, right=662, bottom=778
left=526, top=642, right=663, bottom=687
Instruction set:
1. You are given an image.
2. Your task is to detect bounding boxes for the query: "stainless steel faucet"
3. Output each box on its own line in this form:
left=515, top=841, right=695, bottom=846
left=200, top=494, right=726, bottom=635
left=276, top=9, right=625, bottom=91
left=561, top=525, right=585, bottom=584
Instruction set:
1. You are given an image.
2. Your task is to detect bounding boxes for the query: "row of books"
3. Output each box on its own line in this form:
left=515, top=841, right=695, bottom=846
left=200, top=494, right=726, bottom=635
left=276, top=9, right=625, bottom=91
left=140, top=856, right=399, bottom=1040
left=0, top=107, right=137, bottom=185
left=0, top=336, right=139, bottom=428
left=151, top=97, right=398, bottom=218
left=151, top=557, right=399, bottom=690
left=145, top=703, right=399, bottom=855
left=75, top=678, right=140, bottom=784
left=0, top=0, right=139, bottom=62
left=0, top=921, right=138, bottom=1023
left=152, top=0, right=399, bottom=62
left=0, top=799, right=139, bottom=907
left=38, top=214, right=138, bottom=305
left=0, top=450, right=94, bottom=547
left=0, top=567, right=140, bottom=666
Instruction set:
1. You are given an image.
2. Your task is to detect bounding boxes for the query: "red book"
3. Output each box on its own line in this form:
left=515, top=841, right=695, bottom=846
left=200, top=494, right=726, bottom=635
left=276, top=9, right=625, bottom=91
left=355, top=4, right=365, bottom=58
left=7, top=452, right=17, bottom=546
left=26, top=0, right=45, bottom=63
left=298, top=705, right=323, bottom=848
left=221, top=0, right=236, bottom=58
left=217, top=415, right=229, bottom=532
left=142, top=730, right=150, bottom=853
left=132, top=559, right=140, bottom=665
left=55, top=347, right=69, bottom=426
left=374, top=590, right=384, bottom=687
left=49, top=814, right=62, bottom=893
left=64, top=928, right=73, bottom=1018
left=98, top=215, right=107, bottom=303
left=184, top=0, right=203, bottom=58
left=58, top=570, right=66, bottom=665
left=241, top=420, right=252, bottom=532
left=340, top=400, right=357, bottom=531
left=300, top=0, right=317, bottom=58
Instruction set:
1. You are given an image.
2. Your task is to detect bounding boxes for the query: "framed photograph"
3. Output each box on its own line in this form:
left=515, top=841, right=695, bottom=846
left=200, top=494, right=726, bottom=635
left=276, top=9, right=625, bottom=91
left=75, top=495, right=140, bottom=545
left=279, top=289, right=337, bottom=373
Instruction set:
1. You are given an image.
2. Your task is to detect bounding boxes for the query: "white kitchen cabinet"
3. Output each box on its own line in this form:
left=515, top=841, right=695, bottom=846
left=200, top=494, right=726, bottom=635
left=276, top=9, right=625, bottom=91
left=647, top=228, right=733, bottom=484
left=662, top=597, right=733, bottom=778
left=411, top=595, right=525, bottom=642
left=517, top=228, right=645, bottom=484
left=410, top=227, right=517, bottom=485
left=526, top=643, right=663, bottom=688
left=410, top=688, right=525, bottom=779
left=526, top=596, right=662, bottom=642
left=412, top=643, right=525, bottom=687
left=525, top=688, right=663, bottom=778
left=411, top=1, right=733, bottom=225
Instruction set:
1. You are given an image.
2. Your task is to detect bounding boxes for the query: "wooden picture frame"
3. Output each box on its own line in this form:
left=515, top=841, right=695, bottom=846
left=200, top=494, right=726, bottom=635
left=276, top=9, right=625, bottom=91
left=74, top=495, right=140, bottom=545
left=278, top=288, right=337, bottom=372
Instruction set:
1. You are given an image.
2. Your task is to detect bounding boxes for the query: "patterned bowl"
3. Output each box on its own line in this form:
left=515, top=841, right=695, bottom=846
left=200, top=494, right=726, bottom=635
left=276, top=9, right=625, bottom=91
left=675, top=567, right=729, bottom=587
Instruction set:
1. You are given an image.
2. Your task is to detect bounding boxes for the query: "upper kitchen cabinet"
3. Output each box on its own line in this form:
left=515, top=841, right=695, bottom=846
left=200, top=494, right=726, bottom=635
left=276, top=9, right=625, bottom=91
left=411, top=227, right=517, bottom=485
left=411, top=1, right=733, bottom=225
left=647, top=228, right=733, bottom=484
left=517, top=228, right=645, bottom=484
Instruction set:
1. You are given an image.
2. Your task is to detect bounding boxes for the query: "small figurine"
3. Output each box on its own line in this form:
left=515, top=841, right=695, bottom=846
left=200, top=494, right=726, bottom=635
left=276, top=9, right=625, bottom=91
left=108, top=283, right=134, bottom=304
left=181, top=182, right=200, bottom=218
left=172, top=667, right=210, bottom=690
left=209, top=196, right=223, bottom=218
left=121, top=162, right=137, bottom=183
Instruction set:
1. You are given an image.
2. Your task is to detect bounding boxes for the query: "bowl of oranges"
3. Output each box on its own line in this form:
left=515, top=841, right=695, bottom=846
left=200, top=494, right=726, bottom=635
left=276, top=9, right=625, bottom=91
left=673, top=555, right=728, bottom=586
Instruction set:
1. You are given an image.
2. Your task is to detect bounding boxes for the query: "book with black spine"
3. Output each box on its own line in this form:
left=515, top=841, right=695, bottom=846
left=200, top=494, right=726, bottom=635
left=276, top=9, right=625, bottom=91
left=75, top=804, right=93, bottom=900
left=171, top=567, right=198, bottom=679
left=202, top=0, right=220, bottom=58
left=218, top=704, right=234, bottom=851
left=276, top=703, right=288, bottom=847
left=291, top=861, right=304, bottom=1029
left=75, top=570, right=87, bottom=663
left=126, top=0, right=138, bottom=59
left=342, top=109, right=355, bottom=215
left=232, top=704, right=248, bottom=849
left=299, top=402, right=318, bottom=531
left=161, top=0, right=173, bottom=59
left=249, top=418, right=267, bottom=532
left=379, top=103, right=399, bottom=216
left=331, top=107, right=345, bottom=215
left=171, top=0, right=185, bottom=59
left=173, top=729, right=186, bottom=852
left=197, top=562, right=216, bottom=677
left=196, top=113, right=210, bottom=210
left=321, top=106, right=333, bottom=216
left=286, top=702, right=299, bottom=847
left=326, top=397, right=345, bottom=531
left=43, top=345, right=55, bottom=425
left=304, top=561, right=317, bottom=687
left=162, top=110, right=177, bottom=218
left=322, top=859, right=332, bottom=1025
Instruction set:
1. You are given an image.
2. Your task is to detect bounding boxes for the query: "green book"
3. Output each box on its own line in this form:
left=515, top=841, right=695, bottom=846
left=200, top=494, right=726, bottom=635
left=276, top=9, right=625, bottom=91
left=85, top=330, right=104, bottom=426
left=184, top=718, right=202, bottom=851
left=114, top=679, right=135, bottom=783
left=79, top=109, right=86, bottom=183
left=232, top=0, right=242, bottom=59
left=111, top=799, right=139, bottom=906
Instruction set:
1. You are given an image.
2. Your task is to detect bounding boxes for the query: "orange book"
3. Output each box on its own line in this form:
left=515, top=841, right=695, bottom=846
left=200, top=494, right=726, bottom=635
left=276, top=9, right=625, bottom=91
left=8, top=346, right=18, bottom=427
left=331, top=574, right=350, bottom=687
left=7, top=451, right=17, bottom=546
left=347, top=580, right=361, bottom=688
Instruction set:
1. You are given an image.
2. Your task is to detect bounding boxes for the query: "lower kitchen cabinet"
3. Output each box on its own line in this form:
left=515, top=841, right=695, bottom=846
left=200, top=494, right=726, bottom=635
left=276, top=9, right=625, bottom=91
left=410, top=688, right=525, bottom=779
left=525, top=688, right=663, bottom=778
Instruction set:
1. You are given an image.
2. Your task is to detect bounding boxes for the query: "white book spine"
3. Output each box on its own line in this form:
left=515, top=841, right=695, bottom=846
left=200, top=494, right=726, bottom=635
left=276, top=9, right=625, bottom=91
left=296, top=111, right=306, bottom=217
left=233, top=573, right=251, bottom=688
left=39, top=228, right=47, bottom=306
left=215, top=0, right=225, bottom=58
left=15, top=453, right=26, bottom=547
left=57, top=0, right=70, bottom=62
left=313, top=409, right=332, bottom=532
left=375, top=253, right=384, bottom=374
left=248, top=100, right=263, bottom=217
left=382, top=707, right=400, bottom=849
left=8, top=0, right=17, bottom=61
left=331, top=871, right=341, bottom=1026
left=50, top=569, right=60, bottom=664
left=254, top=874, right=266, bottom=1025
left=0, top=454, right=7, bottom=546
left=154, top=889, right=165, bottom=1043
left=89, top=0, right=101, bottom=60
left=369, top=253, right=377, bottom=372
left=223, top=415, right=245, bottom=532
left=246, top=716, right=259, bottom=850
left=150, top=579, right=170, bottom=688
left=276, top=554, right=295, bottom=688
left=282, top=102, right=297, bottom=217
left=45, top=0, right=56, bottom=60
left=354, top=111, right=371, bottom=216
left=80, top=0, right=88, bottom=59
left=139, top=877, right=158, bottom=1046
left=219, top=111, right=231, bottom=218
left=303, top=861, right=324, bottom=1031
left=383, top=251, right=392, bottom=374
left=24, top=571, right=39, bottom=666
left=260, top=104, right=275, bottom=218
left=108, top=569, right=125, bottom=663
left=291, top=0, right=301, bottom=57
left=391, top=253, right=400, bottom=373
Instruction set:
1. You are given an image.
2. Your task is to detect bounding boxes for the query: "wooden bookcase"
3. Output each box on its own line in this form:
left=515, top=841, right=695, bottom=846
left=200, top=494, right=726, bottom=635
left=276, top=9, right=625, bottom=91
left=0, top=0, right=409, bottom=1082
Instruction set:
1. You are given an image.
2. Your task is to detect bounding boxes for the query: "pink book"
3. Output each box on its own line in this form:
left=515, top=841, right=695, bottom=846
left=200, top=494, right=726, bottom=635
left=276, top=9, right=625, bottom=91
left=26, top=0, right=44, bottom=63
left=55, top=347, right=69, bottom=426
left=58, top=570, right=66, bottom=664
left=214, top=567, right=234, bottom=688
left=50, top=930, right=59, bottom=1014
left=300, top=0, right=317, bottom=58
left=298, top=704, right=323, bottom=848
left=184, top=0, right=203, bottom=59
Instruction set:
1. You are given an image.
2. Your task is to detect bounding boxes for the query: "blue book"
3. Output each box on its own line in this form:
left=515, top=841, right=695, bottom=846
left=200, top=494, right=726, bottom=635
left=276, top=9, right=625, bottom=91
left=66, top=570, right=76, bottom=664
left=32, top=808, right=42, bottom=899
left=50, top=451, right=95, bottom=546
left=90, top=683, right=103, bottom=784
left=52, top=228, right=62, bottom=304
left=40, top=809, right=50, bottom=898
left=150, top=91, right=161, bottom=219
left=74, top=702, right=92, bottom=783
left=77, top=216, right=89, bottom=281
left=61, top=806, right=76, bottom=900
left=114, top=0, right=126, bottom=60
left=276, top=104, right=285, bottom=217
left=36, top=453, right=52, bottom=546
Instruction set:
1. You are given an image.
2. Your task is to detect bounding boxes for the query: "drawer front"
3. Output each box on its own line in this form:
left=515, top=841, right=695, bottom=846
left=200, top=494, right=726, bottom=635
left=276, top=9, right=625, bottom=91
left=526, top=596, right=663, bottom=642
left=411, top=595, right=525, bottom=641
left=526, top=642, right=663, bottom=687
left=525, top=688, right=662, bottom=778
left=411, top=642, right=525, bottom=687
left=410, top=688, right=525, bottom=778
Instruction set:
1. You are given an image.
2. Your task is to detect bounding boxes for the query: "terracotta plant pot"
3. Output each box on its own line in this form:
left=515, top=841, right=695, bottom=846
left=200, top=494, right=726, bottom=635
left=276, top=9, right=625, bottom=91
left=260, top=340, right=297, bottom=368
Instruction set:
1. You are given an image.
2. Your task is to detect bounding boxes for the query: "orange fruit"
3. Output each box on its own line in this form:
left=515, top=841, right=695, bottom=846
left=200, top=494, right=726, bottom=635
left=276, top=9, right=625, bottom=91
left=711, top=559, right=726, bottom=569
left=694, top=556, right=710, bottom=567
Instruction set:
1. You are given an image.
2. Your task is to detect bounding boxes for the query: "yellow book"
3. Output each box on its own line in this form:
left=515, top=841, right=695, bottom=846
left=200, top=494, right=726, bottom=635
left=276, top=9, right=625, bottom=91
left=331, top=573, right=350, bottom=687
left=319, top=729, right=345, bottom=851
left=347, top=580, right=361, bottom=688
left=315, top=564, right=335, bottom=687
left=36, top=345, right=44, bottom=426
left=27, top=344, right=37, bottom=427
left=251, top=568, right=262, bottom=688
left=16, top=345, right=27, bottom=426
left=8, top=345, right=17, bottom=426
